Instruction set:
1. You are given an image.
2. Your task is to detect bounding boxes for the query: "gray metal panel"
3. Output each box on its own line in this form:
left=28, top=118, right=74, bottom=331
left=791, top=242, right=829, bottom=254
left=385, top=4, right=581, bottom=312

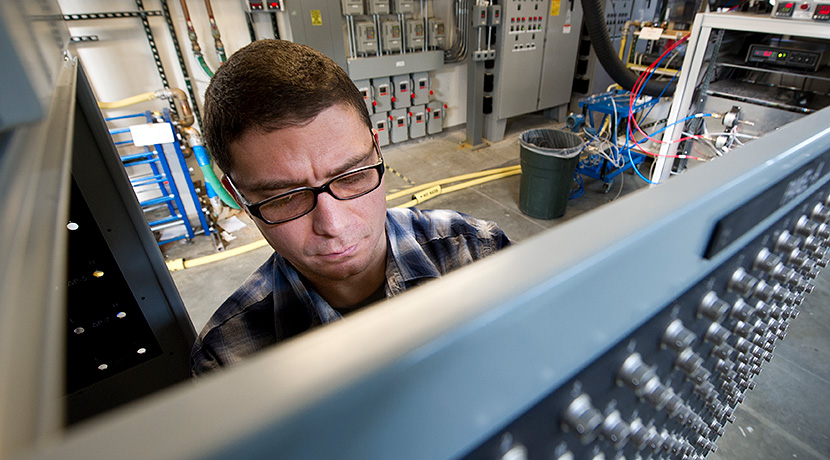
left=0, top=57, right=76, bottom=459
left=538, top=0, right=583, bottom=110
left=412, top=71, right=430, bottom=105
left=427, top=100, right=444, bottom=134
left=492, top=0, right=548, bottom=119
left=389, top=107, right=408, bottom=143
left=353, top=78, right=374, bottom=114
left=370, top=112, right=390, bottom=146
left=347, top=50, right=443, bottom=80
left=408, top=104, right=426, bottom=138
left=0, top=2, right=69, bottom=132
left=66, top=66, right=197, bottom=422
left=391, top=74, right=412, bottom=109
left=285, top=0, right=348, bottom=69
left=371, top=76, right=392, bottom=112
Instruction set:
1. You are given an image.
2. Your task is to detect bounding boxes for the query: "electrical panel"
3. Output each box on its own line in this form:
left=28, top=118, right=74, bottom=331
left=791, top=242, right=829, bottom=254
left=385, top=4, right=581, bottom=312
left=428, top=18, right=446, bottom=49
left=381, top=19, right=403, bottom=53
left=371, top=112, right=390, bottom=146
left=484, top=0, right=583, bottom=141
left=354, top=79, right=373, bottom=114
left=340, top=0, right=364, bottom=15
left=406, top=20, right=425, bottom=50
left=409, top=104, right=427, bottom=138
left=391, top=74, right=411, bottom=109
left=356, top=21, right=378, bottom=55
left=427, top=100, right=445, bottom=134
left=412, top=71, right=430, bottom=105
left=365, top=0, right=390, bottom=15
left=372, top=77, right=392, bottom=112
left=389, top=108, right=408, bottom=143
left=392, top=0, right=416, bottom=14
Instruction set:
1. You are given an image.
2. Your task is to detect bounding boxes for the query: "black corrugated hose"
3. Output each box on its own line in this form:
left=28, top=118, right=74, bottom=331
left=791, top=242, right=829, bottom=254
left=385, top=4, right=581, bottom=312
left=580, top=0, right=677, bottom=97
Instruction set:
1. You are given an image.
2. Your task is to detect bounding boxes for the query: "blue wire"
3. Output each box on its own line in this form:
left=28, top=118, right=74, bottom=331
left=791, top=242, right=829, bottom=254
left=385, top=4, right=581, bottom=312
left=623, top=38, right=696, bottom=185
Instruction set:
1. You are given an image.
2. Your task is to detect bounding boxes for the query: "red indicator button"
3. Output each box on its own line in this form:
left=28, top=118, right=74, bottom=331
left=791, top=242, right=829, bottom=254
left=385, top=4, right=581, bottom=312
left=801, top=3, right=810, bottom=9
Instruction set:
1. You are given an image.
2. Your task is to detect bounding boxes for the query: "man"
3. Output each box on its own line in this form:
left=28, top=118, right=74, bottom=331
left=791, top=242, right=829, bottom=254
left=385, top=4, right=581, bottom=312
left=190, top=40, right=510, bottom=376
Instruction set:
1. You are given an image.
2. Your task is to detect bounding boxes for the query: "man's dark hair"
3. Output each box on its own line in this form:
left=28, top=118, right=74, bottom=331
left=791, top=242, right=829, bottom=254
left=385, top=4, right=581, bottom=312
left=202, top=39, right=372, bottom=174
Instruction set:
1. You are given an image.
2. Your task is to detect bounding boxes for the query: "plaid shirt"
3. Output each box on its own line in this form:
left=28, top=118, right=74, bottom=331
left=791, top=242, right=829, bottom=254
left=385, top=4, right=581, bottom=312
left=190, top=208, right=511, bottom=376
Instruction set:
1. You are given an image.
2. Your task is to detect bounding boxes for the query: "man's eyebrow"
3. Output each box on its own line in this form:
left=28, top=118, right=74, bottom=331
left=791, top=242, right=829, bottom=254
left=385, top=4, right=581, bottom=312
left=241, top=144, right=375, bottom=194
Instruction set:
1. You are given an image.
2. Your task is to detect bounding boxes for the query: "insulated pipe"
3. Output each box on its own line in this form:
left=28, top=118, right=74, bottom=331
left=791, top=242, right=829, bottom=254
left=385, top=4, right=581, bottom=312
left=167, top=88, right=194, bottom=127
left=203, top=0, right=227, bottom=63
left=180, top=0, right=215, bottom=77
left=97, top=91, right=159, bottom=109
left=580, top=0, right=676, bottom=97
left=185, top=127, right=241, bottom=209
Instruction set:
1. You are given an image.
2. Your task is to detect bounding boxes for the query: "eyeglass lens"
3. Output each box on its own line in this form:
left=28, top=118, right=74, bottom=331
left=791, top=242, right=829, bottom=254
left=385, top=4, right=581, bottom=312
left=258, top=166, right=382, bottom=223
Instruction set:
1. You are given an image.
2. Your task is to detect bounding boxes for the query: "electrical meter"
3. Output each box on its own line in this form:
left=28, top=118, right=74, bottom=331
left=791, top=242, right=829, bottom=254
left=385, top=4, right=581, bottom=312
left=366, top=0, right=390, bottom=15
left=355, top=22, right=377, bottom=55
left=382, top=20, right=403, bottom=53
left=392, top=0, right=416, bottom=14
left=340, top=0, right=364, bottom=15
left=406, top=20, right=425, bottom=49
left=771, top=0, right=830, bottom=20
left=428, top=18, right=446, bottom=49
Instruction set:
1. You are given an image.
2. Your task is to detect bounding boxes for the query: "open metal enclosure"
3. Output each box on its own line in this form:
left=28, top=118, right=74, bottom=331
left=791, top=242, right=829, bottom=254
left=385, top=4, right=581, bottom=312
left=1, top=3, right=196, bottom=457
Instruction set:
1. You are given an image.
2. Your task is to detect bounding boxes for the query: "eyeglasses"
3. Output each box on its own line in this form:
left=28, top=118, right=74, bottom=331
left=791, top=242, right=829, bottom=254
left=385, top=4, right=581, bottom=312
left=227, top=134, right=384, bottom=225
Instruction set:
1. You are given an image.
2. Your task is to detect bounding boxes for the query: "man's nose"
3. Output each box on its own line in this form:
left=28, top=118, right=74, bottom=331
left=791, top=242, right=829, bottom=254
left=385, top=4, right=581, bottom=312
left=311, top=191, right=348, bottom=236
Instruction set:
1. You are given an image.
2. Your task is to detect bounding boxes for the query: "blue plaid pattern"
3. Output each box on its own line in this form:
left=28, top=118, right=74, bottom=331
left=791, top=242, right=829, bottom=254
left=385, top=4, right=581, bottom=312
left=190, top=208, right=511, bottom=376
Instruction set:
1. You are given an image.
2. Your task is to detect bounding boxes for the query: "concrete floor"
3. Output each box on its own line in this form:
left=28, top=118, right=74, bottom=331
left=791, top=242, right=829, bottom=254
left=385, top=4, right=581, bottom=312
left=165, top=113, right=829, bottom=459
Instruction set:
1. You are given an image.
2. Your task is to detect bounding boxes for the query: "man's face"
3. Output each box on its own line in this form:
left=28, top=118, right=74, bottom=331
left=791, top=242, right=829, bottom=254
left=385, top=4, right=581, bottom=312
left=227, top=104, right=387, bottom=287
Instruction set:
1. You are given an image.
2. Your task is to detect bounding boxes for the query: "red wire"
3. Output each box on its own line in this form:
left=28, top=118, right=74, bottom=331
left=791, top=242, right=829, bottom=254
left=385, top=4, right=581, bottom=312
left=628, top=34, right=690, bottom=141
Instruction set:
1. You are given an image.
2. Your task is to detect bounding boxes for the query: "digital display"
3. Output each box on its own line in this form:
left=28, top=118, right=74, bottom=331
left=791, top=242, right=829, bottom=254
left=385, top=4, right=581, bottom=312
left=777, top=1, right=795, bottom=13
left=818, top=4, right=830, bottom=14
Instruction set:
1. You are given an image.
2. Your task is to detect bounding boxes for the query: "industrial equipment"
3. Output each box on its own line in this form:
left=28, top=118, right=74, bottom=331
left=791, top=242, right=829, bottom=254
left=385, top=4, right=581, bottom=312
left=653, top=12, right=830, bottom=182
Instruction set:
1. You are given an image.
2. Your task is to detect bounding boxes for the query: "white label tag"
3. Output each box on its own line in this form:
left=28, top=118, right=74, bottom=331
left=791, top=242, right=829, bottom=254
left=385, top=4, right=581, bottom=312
left=563, top=10, right=572, bottom=33
left=129, top=123, right=174, bottom=146
left=396, top=61, right=405, bottom=67
left=639, top=27, right=664, bottom=41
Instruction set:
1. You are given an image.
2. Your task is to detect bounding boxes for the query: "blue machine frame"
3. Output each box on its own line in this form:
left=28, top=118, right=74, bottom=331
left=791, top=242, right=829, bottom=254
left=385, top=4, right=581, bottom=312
left=575, top=90, right=657, bottom=192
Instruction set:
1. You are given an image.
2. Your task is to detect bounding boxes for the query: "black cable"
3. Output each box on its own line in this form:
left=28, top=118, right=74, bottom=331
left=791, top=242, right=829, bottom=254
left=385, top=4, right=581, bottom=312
left=580, top=0, right=676, bottom=97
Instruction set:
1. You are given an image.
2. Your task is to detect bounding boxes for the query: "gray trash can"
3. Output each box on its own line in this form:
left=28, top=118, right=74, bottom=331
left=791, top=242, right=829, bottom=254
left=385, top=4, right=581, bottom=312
left=519, top=129, right=584, bottom=219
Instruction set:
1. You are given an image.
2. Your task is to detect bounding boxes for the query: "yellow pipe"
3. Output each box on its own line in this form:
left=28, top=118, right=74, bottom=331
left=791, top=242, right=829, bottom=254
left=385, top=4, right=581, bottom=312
left=386, top=165, right=521, bottom=201
left=166, top=239, right=269, bottom=272
left=394, top=169, right=521, bottom=208
left=97, top=91, right=159, bottom=109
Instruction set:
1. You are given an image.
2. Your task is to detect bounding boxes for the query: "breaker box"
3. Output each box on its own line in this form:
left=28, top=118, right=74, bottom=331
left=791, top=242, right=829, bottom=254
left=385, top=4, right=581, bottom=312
left=412, top=72, right=430, bottom=105
left=354, top=79, right=373, bottom=114
left=366, top=0, right=390, bottom=14
left=381, top=20, right=403, bottom=53
left=340, top=0, right=364, bottom=15
left=389, top=108, right=409, bottom=143
left=428, top=18, right=446, bottom=49
left=406, top=20, right=425, bottom=49
left=409, top=104, right=427, bottom=139
left=427, top=101, right=445, bottom=134
left=392, top=0, right=416, bottom=14
left=391, top=74, right=412, bottom=109
left=355, top=21, right=378, bottom=55
left=372, top=77, right=392, bottom=112
left=370, top=112, right=390, bottom=146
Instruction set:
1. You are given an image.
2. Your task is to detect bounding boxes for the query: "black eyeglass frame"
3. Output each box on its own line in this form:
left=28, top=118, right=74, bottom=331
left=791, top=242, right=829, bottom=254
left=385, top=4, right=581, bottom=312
left=227, top=134, right=384, bottom=225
